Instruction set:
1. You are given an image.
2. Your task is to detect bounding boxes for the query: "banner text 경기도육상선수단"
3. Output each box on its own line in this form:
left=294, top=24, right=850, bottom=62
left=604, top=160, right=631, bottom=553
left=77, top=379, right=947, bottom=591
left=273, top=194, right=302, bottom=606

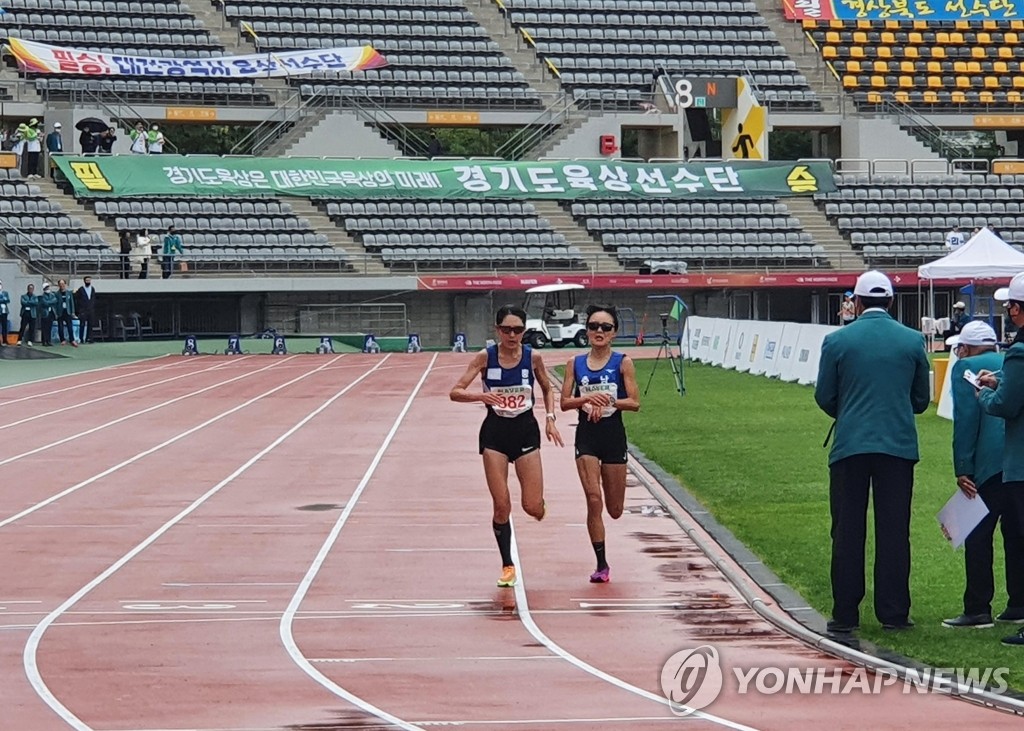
left=6, top=37, right=387, bottom=77
left=783, top=0, right=1023, bottom=21
left=53, top=156, right=836, bottom=200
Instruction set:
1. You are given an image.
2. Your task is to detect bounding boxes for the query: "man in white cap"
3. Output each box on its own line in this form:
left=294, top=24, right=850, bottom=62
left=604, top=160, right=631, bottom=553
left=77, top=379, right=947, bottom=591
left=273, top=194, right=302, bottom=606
left=942, top=321, right=1023, bottom=629
left=977, top=271, right=1024, bottom=646
left=814, top=270, right=931, bottom=635
left=45, top=121, right=63, bottom=179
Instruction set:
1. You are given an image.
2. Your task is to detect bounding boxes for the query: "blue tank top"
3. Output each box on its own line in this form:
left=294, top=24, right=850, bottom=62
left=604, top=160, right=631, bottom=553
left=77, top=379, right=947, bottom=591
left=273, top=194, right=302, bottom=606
left=484, top=344, right=534, bottom=417
left=573, top=351, right=626, bottom=420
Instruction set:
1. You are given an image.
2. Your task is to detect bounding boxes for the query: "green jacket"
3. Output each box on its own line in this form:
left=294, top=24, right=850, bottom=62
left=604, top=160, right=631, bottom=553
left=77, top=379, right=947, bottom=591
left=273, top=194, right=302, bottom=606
left=978, top=340, right=1024, bottom=483
left=162, top=233, right=183, bottom=257
left=55, top=289, right=75, bottom=317
left=952, top=351, right=1005, bottom=487
left=20, top=293, right=37, bottom=319
left=39, top=291, right=57, bottom=317
left=814, top=309, right=931, bottom=465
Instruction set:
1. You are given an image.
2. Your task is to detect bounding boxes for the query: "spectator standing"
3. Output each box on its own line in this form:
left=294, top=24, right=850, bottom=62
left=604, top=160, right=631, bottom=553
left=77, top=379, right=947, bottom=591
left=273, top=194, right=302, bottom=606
left=977, top=271, right=1024, bottom=647
left=945, top=225, right=966, bottom=250
left=838, top=291, right=856, bottom=326
left=135, top=230, right=152, bottom=279
left=814, top=270, right=931, bottom=635
left=45, top=122, right=63, bottom=179
left=80, top=128, right=97, bottom=155
left=119, top=230, right=133, bottom=279
left=161, top=226, right=183, bottom=279
left=38, top=282, right=57, bottom=346
left=427, top=132, right=444, bottom=158
left=129, top=122, right=147, bottom=154
left=0, top=279, right=9, bottom=346
left=943, top=322, right=1024, bottom=629
left=54, top=279, right=77, bottom=347
left=19, top=118, right=41, bottom=178
left=96, top=129, right=116, bottom=154
left=75, top=276, right=96, bottom=343
left=147, top=124, right=165, bottom=154
left=18, top=283, right=37, bottom=347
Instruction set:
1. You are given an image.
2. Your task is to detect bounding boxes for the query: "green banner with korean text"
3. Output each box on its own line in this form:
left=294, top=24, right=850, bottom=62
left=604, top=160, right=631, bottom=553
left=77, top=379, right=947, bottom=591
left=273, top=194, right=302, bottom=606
left=53, top=155, right=834, bottom=199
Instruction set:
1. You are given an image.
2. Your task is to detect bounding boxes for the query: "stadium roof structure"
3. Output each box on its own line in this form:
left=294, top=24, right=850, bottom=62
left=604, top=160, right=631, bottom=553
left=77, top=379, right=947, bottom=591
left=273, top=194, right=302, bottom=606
left=918, top=227, right=1024, bottom=281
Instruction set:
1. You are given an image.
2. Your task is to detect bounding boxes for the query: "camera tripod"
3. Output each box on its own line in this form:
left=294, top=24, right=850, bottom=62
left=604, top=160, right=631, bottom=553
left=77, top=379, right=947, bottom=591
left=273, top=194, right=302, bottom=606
left=644, top=313, right=684, bottom=397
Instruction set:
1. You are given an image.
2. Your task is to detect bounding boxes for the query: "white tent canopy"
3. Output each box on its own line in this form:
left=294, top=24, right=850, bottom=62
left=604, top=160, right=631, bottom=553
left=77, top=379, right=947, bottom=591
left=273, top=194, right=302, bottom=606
left=918, top=227, right=1024, bottom=280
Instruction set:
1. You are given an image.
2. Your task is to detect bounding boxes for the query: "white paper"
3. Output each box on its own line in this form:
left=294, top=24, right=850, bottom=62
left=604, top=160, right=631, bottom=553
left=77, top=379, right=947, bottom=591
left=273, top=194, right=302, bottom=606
left=937, top=490, right=990, bottom=549
left=963, top=369, right=982, bottom=389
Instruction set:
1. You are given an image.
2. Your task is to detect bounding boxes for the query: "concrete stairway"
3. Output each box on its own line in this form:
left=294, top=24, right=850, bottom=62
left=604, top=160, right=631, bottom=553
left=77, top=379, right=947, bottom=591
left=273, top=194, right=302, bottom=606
left=532, top=200, right=625, bottom=273
left=462, top=0, right=565, bottom=99
left=286, top=198, right=388, bottom=275
left=783, top=197, right=864, bottom=270
left=34, top=177, right=118, bottom=250
left=750, top=0, right=843, bottom=114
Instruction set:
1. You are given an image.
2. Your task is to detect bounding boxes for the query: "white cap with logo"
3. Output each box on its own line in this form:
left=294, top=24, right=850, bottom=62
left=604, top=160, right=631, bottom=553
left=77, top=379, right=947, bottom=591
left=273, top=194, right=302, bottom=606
left=994, top=272, right=1024, bottom=302
left=946, top=320, right=998, bottom=347
left=853, top=270, right=894, bottom=298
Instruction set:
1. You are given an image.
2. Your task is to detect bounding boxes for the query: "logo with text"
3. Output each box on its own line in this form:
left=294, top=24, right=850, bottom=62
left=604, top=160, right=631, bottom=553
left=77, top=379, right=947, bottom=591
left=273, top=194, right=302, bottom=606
left=660, top=645, right=1009, bottom=715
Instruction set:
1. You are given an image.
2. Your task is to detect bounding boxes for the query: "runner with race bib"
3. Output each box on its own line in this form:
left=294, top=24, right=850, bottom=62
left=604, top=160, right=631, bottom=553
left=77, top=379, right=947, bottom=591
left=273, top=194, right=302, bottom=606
left=560, top=304, right=641, bottom=584
left=450, top=304, right=564, bottom=588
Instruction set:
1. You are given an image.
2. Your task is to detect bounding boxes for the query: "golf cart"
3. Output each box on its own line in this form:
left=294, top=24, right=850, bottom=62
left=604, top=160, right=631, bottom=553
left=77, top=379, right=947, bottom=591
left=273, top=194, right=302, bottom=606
left=523, top=283, right=589, bottom=349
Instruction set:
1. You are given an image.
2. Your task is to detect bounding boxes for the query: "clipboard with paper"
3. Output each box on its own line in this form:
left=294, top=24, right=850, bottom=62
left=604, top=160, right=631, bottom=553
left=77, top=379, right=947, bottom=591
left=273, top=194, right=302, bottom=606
left=937, top=490, right=989, bottom=549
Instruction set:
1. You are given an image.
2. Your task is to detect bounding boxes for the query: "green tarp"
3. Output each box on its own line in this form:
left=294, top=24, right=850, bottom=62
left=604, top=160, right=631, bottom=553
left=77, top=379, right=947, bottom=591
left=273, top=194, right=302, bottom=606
left=54, top=155, right=834, bottom=199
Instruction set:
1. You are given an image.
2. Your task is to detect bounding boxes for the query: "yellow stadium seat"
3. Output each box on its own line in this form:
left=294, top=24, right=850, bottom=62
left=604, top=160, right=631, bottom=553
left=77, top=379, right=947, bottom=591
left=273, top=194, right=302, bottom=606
left=905, top=46, right=920, bottom=59
left=927, top=61, right=942, bottom=73
left=871, top=75, right=886, bottom=87
left=972, top=46, right=987, bottom=59
left=1012, top=76, right=1024, bottom=89
left=953, top=61, right=968, bottom=73
left=909, top=32, right=924, bottom=44
left=830, top=20, right=845, bottom=29
left=985, top=76, right=1000, bottom=89
left=868, top=91, right=883, bottom=103
left=927, top=75, right=943, bottom=88
left=823, top=46, right=838, bottom=59
left=853, top=31, right=868, bottom=45
left=878, top=46, right=893, bottom=58
left=1006, top=33, right=1019, bottom=44
left=977, top=32, right=992, bottom=45
left=848, top=60, right=862, bottom=73
left=895, top=91, right=910, bottom=103
left=956, top=76, right=971, bottom=89
left=937, top=32, right=951, bottom=44
left=802, top=19, right=817, bottom=30
left=933, top=47, right=947, bottom=59
left=949, top=32, right=965, bottom=44
left=843, top=75, right=858, bottom=88
left=923, top=90, right=938, bottom=103
left=851, top=46, right=866, bottom=58
left=914, top=21, right=928, bottom=30
left=1012, top=20, right=1024, bottom=30
left=899, top=76, right=913, bottom=88
left=900, top=61, right=915, bottom=73
left=994, top=61, right=1009, bottom=74
left=1009, top=90, right=1023, bottom=104
left=882, top=31, right=896, bottom=44
left=874, top=60, right=889, bottom=72
left=998, top=47, right=1013, bottom=59
left=982, top=21, right=998, bottom=30
left=826, top=31, right=840, bottom=44
left=980, top=90, right=995, bottom=104
left=955, top=20, right=969, bottom=30
left=952, top=90, right=967, bottom=104
left=857, top=20, right=873, bottom=30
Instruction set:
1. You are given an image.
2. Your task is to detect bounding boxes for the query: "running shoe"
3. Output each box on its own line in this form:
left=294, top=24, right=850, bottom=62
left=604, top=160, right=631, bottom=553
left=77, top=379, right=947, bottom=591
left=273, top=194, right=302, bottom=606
left=497, top=565, right=517, bottom=587
left=590, top=566, right=610, bottom=583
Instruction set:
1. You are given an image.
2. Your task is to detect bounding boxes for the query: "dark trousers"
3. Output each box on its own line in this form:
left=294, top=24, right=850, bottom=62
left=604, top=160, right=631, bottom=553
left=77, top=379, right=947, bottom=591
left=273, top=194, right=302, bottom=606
left=830, top=453, right=914, bottom=626
left=0, top=310, right=8, bottom=344
left=41, top=314, right=54, bottom=345
left=162, top=255, right=173, bottom=279
left=963, top=476, right=1024, bottom=615
left=18, top=315, right=34, bottom=343
left=120, top=254, right=131, bottom=279
left=57, top=312, right=74, bottom=343
left=79, top=311, right=93, bottom=343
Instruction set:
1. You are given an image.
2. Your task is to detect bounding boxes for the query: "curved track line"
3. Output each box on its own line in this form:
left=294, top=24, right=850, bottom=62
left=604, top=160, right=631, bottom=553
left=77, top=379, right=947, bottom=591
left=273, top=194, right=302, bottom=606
left=0, top=357, right=247, bottom=431
left=0, top=354, right=178, bottom=397
left=23, top=355, right=390, bottom=731
left=279, top=354, right=437, bottom=731
left=508, top=531, right=759, bottom=731
left=0, top=355, right=325, bottom=530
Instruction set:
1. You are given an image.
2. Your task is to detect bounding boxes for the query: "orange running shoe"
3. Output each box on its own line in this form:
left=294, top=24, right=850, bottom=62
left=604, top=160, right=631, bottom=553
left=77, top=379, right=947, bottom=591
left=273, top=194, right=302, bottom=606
left=497, top=565, right=517, bottom=587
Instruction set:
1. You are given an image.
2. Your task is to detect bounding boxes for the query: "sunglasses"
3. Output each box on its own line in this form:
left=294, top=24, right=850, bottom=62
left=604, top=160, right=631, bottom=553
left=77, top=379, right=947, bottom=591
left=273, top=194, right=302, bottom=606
left=497, top=325, right=526, bottom=335
left=587, top=322, right=615, bottom=332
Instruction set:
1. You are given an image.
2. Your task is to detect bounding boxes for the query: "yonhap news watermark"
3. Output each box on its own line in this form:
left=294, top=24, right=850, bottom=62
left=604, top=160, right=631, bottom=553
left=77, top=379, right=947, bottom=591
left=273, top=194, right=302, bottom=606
left=659, top=645, right=1010, bottom=716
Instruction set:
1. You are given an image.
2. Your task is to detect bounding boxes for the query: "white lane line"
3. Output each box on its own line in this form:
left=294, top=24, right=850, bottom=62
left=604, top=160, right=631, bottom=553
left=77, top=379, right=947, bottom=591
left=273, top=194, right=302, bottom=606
left=384, top=548, right=491, bottom=553
left=0, top=354, right=179, bottom=398
left=280, top=354, right=437, bottom=731
left=310, top=655, right=556, bottom=663
left=0, top=357, right=243, bottom=431
left=162, top=583, right=294, bottom=588
left=0, top=355, right=309, bottom=528
left=24, top=354, right=389, bottom=731
left=509, top=531, right=759, bottom=731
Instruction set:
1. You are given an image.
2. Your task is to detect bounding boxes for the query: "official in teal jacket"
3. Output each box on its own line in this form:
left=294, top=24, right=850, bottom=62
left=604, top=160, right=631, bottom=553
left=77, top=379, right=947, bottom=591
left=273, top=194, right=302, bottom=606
left=977, top=272, right=1024, bottom=647
left=17, top=283, right=37, bottom=346
left=814, top=270, right=930, bottom=635
left=942, top=322, right=1023, bottom=629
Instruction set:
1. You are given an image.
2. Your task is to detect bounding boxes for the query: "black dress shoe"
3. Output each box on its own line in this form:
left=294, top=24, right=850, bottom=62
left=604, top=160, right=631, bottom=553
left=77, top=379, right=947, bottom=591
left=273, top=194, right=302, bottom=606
left=942, top=613, right=994, bottom=628
left=827, top=620, right=859, bottom=634
left=1001, top=629, right=1024, bottom=646
left=882, top=620, right=915, bottom=631
left=996, top=607, right=1024, bottom=623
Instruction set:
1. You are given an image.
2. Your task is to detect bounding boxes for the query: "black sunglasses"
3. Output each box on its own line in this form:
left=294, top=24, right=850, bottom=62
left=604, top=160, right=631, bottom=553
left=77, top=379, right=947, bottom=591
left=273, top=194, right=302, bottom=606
left=497, top=325, right=526, bottom=335
left=587, top=322, right=615, bottom=332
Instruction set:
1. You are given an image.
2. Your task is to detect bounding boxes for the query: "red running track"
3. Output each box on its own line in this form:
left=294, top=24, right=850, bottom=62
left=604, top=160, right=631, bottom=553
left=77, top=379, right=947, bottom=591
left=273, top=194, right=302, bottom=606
left=0, top=353, right=1018, bottom=730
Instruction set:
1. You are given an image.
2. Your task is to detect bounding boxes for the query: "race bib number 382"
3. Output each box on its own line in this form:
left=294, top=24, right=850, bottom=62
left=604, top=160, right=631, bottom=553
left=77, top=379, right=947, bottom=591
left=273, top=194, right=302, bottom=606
left=490, top=385, right=533, bottom=418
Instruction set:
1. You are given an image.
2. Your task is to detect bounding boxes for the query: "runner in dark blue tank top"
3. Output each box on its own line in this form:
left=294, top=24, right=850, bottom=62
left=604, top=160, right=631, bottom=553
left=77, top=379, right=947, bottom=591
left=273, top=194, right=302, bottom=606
left=560, top=304, right=640, bottom=583
left=450, top=304, right=564, bottom=588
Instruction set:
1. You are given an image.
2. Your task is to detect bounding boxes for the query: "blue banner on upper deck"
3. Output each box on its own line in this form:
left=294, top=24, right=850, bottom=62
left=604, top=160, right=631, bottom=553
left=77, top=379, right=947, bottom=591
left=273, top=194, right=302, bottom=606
left=784, top=0, right=1023, bottom=20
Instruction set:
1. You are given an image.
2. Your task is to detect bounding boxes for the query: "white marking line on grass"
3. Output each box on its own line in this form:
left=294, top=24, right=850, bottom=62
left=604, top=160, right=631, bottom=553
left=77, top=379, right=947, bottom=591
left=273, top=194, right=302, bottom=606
left=0, top=357, right=242, bottom=431
left=508, top=531, right=759, bottom=731
left=0, top=355, right=302, bottom=485
left=24, top=354, right=389, bottom=731
left=280, top=353, right=436, bottom=731
left=0, top=354, right=177, bottom=397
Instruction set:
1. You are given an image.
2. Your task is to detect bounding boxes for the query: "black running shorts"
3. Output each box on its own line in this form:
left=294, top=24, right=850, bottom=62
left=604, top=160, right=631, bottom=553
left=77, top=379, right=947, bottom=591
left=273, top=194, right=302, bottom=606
left=479, top=410, right=541, bottom=462
left=574, top=412, right=628, bottom=464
